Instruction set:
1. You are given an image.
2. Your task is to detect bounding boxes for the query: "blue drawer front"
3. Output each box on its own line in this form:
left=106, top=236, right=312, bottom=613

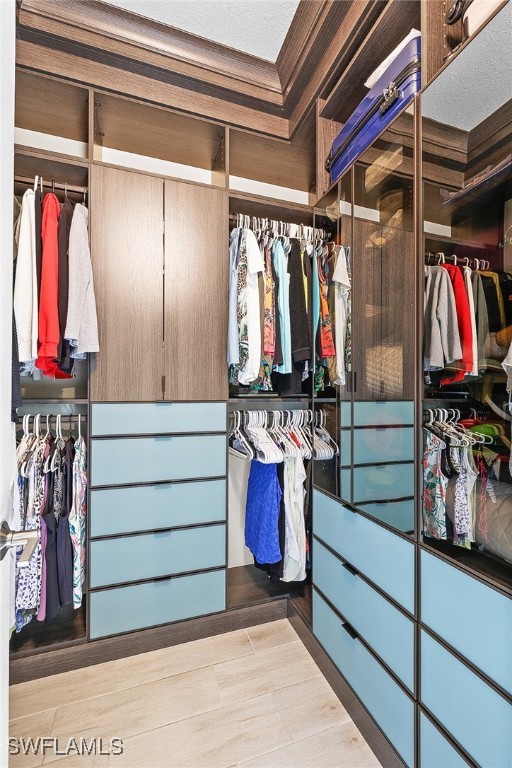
left=341, top=427, right=414, bottom=466
left=421, top=631, right=512, bottom=768
left=90, top=524, right=226, bottom=587
left=89, top=569, right=226, bottom=639
left=420, top=713, right=469, bottom=768
left=91, top=434, right=226, bottom=486
left=340, top=401, right=414, bottom=429
left=358, top=499, right=414, bottom=534
left=313, top=489, right=415, bottom=612
left=340, top=402, right=351, bottom=428
left=313, top=539, right=414, bottom=691
left=421, top=550, right=512, bottom=696
left=313, top=591, right=415, bottom=767
left=90, top=479, right=226, bottom=537
left=353, top=463, right=414, bottom=503
left=91, top=402, right=226, bottom=436
left=340, top=468, right=352, bottom=503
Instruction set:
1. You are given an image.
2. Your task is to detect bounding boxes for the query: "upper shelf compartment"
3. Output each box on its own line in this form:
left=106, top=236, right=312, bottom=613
left=421, top=3, right=512, bottom=244
left=229, top=129, right=315, bottom=207
left=320, top=0, right=420, bottom=126
left=93, top=93, right=226, bottom=186
left=15, top=70, right=89, bottom=159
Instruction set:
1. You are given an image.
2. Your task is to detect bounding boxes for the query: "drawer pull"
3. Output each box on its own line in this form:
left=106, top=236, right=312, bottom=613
left=153, top=575, right=173, bottom=584
left=342, top=561, right=358, bottom=577
left=342, top=621, right=359, bottom=640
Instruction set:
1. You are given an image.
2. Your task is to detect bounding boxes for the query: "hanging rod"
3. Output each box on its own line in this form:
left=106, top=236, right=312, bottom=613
left=14, top=175, right=88, bottom=194
left=230, top=213, right=327, bottom=241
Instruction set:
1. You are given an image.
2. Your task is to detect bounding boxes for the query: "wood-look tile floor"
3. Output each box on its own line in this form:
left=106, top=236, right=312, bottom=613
left=9, top=620, right=382, bottom=768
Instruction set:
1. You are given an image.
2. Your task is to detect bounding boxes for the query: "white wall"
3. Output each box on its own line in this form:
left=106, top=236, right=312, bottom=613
left=0, top=0, right=16, bottom=762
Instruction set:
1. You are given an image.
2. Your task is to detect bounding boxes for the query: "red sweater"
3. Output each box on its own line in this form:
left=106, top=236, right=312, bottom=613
left=441, top=264, right=473, bottom=384
left=36, top=193, right=70, bottom=377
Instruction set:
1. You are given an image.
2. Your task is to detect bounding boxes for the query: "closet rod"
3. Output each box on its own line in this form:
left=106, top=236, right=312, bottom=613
left=14, top=175, right=88, bottom=194
left=230, top=213, right=327, bottom=240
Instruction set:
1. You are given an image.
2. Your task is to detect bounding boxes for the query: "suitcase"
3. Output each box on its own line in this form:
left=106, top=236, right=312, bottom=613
left=446, top=0, right=504, bottom=39
left=325, top=36, right=421, bottom=185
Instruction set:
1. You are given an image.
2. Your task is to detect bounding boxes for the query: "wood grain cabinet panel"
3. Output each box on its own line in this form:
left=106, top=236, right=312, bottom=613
left=351, top=220, right=415, bottom=401
left=164, top=181, right=228, bottom=400
left=90, top=165, right=164, bottom=401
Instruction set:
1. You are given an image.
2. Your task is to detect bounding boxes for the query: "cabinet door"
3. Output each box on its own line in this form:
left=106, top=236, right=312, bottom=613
left=164, top=181, right=228, bottom=400
left=90, top=165, right=164, bottom=401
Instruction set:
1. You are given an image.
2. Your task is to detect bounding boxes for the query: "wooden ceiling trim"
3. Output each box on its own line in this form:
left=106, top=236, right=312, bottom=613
left=287, top=0, right=384, bottom=133
left=16, top=40, right=290, bottom=138
left=18, top=0, right=283, bottom=105
left=275, top=1, right=329, bottom=93
left=17, top=26, right=285, bottom=116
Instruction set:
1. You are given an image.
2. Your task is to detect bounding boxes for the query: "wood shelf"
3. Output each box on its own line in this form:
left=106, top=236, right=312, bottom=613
left=229, top=191, right=314, bottom=225
left=94, top=91, right=225, bottom=174
left=14, top=149, right=89, bottom=188
left=16, top=69, right=89, bottom=144
left=230, top=128, right=315, bottom=195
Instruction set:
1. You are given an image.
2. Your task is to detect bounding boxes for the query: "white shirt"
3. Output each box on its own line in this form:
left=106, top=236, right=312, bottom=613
left=282, top=454, right=307, bottom=582
left=238, top=229, right=264, bottom=385
left=14, top=189, right=38, bottom=362
left=332, top=246, right=351, bottom=385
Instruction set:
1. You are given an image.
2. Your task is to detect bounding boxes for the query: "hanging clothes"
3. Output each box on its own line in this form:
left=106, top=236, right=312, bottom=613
left=440, top=263, right=473, bottom=383
left=69, top=435, right=87, bottom=608
left=282, top=450, right=307, bottom=582
left=13, top=189, right=38, bottom=363
left=35, top=193, right=62, bottom=375
left=463, top=266, right=479, bottom=377
left=245, top=460, right=282, bottom=565
left=317, top=249, right=336, bottom=360
left=64, top=203, right=99, bottom=358
left=332, top=245, right=351, bottom=386
left=238, top=229, right=264, bottom=385
left=422, top=429, right=448, bottom=539
left=424, top=266, right=462, bottom=371
left=13, top=420, right=88, bottom=632
left=471, top=271, right=490, bottom=370
left=227, top=228, right=242, bottom=367
left=274, top=238, right=292, bottom=375
left=276, top=238, right=311, bottom=395
left=57, top=197, right=75, bottom=374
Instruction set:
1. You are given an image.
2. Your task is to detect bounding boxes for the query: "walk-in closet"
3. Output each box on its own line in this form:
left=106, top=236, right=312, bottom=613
left=3, top=1, right=512, bottom=766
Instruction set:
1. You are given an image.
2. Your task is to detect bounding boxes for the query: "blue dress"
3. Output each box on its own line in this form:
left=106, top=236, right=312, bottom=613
left=245, top=460, right=282, bottom=564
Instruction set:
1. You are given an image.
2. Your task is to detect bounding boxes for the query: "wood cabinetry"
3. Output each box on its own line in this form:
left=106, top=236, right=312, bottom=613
left=164, top=181, right=228, bottom=401
left=90, top=167, right=229, bottom=402
left=90, top=165, right=164, bottom=401
left=351, top=219, right=415, bottom=402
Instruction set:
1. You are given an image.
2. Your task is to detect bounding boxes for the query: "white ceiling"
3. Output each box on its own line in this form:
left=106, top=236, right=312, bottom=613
left=103, top=0, right=301, bottom=61
left=422, top=2, right=512, bottom=131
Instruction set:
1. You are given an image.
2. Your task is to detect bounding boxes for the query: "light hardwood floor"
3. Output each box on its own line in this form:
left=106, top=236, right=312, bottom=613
left=9, top=620, right=382, bottom=768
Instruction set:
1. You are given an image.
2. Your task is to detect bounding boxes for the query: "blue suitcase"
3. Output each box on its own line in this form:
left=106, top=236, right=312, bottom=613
left=325, top=36, right=421, bottom=184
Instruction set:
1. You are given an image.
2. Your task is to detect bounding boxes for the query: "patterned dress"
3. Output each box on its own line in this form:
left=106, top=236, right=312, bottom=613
left=422, top=430, right=448, bottom=539
left=229, top=232, right=249, bottom=384
left=69, top=436, right=87, bottom=608
left=15, top=437, right=44, bottom=632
